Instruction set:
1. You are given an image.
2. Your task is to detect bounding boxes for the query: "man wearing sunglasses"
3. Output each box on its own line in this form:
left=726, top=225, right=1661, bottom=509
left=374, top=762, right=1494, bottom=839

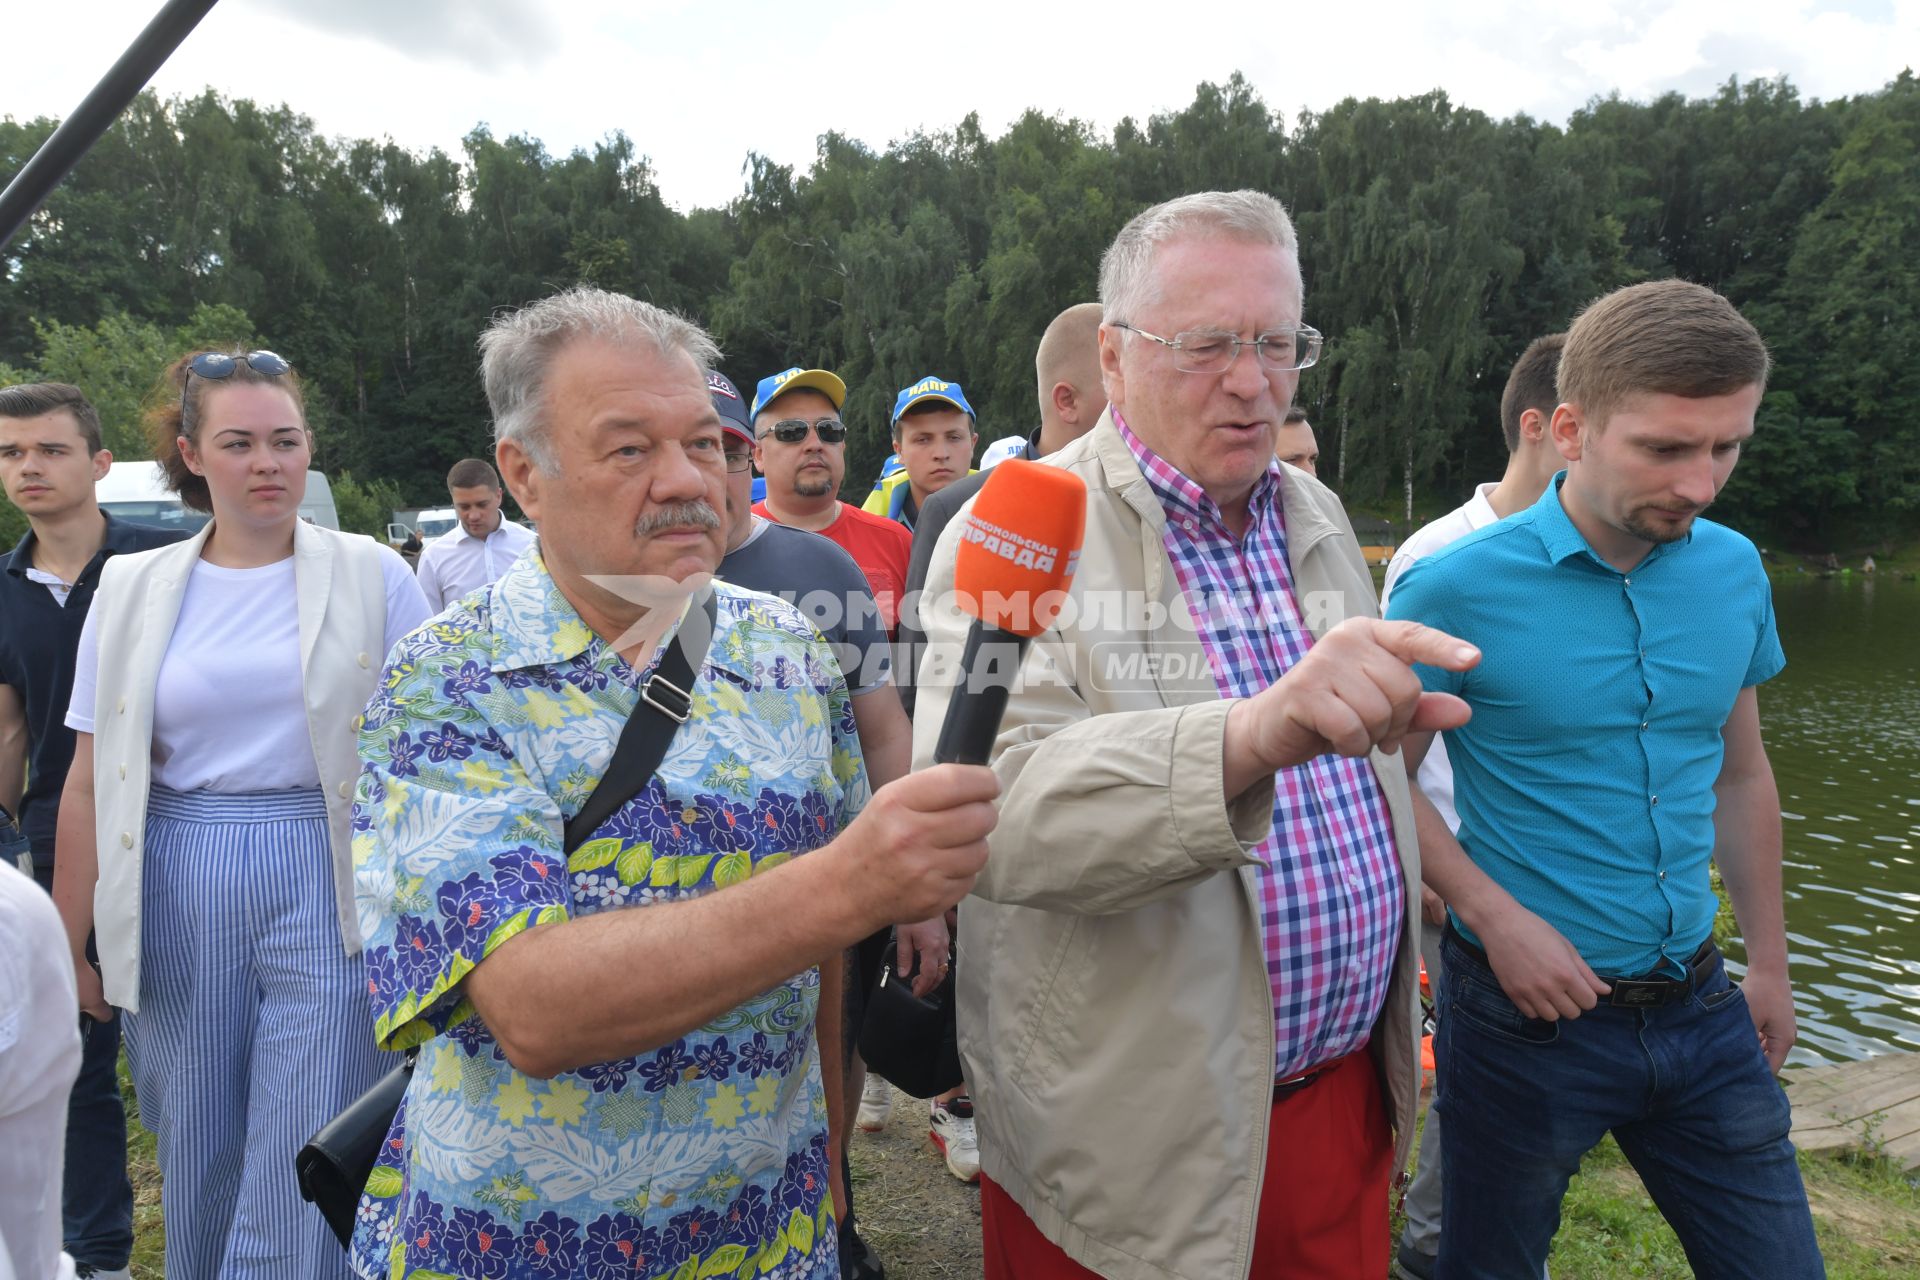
left=750, top=367, right=912, bottom=634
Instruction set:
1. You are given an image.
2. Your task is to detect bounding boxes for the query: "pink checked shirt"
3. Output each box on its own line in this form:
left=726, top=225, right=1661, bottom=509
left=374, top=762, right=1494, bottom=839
left=1117, top=411, right=1404, bottom=1080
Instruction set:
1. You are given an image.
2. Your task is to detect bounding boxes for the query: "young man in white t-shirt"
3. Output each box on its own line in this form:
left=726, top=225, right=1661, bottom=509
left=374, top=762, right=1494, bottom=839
left=1382, top=332, right=1567, bottom=1280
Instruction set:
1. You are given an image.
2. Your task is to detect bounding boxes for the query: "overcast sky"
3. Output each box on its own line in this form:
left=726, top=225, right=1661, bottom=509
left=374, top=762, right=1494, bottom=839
left=7, top=0, right=1916, bottom=211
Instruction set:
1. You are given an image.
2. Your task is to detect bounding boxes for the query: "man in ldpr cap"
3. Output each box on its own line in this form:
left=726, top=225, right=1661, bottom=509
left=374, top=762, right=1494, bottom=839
left=751, top=367, right=912, bottom=633
left=861, top=377, right=977, bottom=532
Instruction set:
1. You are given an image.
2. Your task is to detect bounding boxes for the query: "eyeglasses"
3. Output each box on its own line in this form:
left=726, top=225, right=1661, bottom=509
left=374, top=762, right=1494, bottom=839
left=1110, top=324, right=1322, bottom=374
left=723, top=449, right=754, bottom=474
left=181, top=350, right=292, bottom=410
left=762, top=417, right=848, bottom=445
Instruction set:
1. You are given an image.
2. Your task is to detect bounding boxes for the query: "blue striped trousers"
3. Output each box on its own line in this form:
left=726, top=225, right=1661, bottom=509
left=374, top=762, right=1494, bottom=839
left=123, top=787, right=393, bottom=1280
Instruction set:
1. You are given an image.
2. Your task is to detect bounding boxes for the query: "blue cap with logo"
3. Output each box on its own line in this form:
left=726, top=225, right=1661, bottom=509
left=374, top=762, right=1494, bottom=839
left=890, top=375, right=974, bottom=426
left=752, top=367, right=848, bottom=420
left=707, top=370, right=753, bottom=442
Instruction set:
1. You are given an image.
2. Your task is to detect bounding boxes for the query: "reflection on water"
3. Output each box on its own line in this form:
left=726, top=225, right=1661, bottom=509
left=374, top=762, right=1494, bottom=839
left=1735, top=575, right=1920, bottom=1066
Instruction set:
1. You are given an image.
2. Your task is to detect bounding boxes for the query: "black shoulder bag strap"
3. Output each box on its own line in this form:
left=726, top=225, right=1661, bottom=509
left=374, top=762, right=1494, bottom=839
left=565, top=587, right=718, bottom=852
left=299, top=587, right=718, bottom=1250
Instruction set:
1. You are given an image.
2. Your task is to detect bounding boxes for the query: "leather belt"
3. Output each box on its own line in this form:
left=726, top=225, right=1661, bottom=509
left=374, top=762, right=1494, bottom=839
left=1447, top=928, right=1719, bottom=1009
left=1273, top=1065, right=1329, bottom=1099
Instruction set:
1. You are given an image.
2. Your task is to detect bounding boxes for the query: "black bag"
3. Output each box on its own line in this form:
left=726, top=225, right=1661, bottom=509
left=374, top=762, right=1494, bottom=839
left=857, top=937, right=963, bottom=1099
left=296, top=591, right=716, bottom=1248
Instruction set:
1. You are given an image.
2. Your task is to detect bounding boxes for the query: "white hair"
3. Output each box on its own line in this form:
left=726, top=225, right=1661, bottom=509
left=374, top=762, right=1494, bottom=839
left=479, top=286, right=722, bottom=473
left=1097, top=190, right=1300, bottom=326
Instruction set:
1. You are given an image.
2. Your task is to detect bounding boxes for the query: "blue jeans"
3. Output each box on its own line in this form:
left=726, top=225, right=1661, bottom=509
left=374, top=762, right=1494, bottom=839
left=1434, top=931, right=1823, bottom=1280
left=25, top=860, right=136, bottom=1271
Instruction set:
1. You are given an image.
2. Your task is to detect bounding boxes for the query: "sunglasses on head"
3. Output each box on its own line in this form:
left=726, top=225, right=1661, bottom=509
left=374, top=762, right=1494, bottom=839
left=188, top=350, right=291, bottom=383
left=764, top=417, right=847, bottom=445
left=181, top=350, right=292, bottom=410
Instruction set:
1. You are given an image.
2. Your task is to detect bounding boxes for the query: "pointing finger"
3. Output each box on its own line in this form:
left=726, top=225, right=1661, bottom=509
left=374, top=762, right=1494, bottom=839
left=1371, top=620, right=1480, bottom=673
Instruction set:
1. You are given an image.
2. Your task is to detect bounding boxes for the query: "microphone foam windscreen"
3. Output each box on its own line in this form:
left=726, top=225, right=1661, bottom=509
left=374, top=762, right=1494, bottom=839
left=951, top=459, right=1087, bottom=639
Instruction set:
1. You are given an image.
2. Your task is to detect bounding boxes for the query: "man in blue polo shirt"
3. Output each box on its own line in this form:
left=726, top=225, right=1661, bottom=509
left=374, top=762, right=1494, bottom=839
left=1386, top=280, right=1821, bottom=1280
left=0, top=382, right=185, bottom=1279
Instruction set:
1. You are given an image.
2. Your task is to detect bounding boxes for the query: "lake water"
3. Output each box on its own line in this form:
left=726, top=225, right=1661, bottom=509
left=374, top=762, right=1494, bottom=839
left=1731, top=575, right=1920, bottom=1066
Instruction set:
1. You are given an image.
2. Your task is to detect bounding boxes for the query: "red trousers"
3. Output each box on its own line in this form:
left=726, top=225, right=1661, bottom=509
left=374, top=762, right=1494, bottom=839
left=980, top=1049, right=1391, bottom=1279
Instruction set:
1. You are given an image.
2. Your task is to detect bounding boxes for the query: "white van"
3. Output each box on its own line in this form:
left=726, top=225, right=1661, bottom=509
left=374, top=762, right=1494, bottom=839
left=388, top=507, right=458, bottom=545
left=97, top=461, right=340, bottom=531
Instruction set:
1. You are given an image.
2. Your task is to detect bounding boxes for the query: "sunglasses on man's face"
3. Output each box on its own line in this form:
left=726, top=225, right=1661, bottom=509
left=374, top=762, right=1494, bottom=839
left=763, top=417, right=848, bottom=445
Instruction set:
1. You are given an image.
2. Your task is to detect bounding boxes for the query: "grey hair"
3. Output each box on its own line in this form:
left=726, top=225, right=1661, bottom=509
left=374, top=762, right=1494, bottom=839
left=1098, top=190, right=1300, bottom=326
left=479, top=286, right=722, bottom=473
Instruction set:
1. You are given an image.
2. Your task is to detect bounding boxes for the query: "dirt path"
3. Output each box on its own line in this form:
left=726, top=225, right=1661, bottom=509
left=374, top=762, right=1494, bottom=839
left=846, top=1085, right=986, bottom=1279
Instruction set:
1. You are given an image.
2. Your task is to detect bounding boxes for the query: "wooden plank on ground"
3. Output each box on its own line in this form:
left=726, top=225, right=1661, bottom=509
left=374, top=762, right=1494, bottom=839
left=1786, top=1051, right=1920, bottom=1172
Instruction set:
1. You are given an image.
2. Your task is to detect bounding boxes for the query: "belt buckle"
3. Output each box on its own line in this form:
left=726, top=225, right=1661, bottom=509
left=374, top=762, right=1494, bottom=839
left=640, top=673, right=693, bottom=724
left=1608, top=979, right=1669, bottom=1008
left=1273, top=1068, right=1322, bottom=1099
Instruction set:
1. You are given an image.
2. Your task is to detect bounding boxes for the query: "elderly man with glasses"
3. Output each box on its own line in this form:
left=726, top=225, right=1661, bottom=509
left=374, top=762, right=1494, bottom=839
left=749, top=368, right=912, bottom=635
left=913, top=190, right=1473, bottom=1280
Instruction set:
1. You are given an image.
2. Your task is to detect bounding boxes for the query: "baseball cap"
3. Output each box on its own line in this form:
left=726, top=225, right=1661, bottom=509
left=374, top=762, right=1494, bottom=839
left=890, top=375, right=974, bottom=426
left=752, top=367, right=847, bottom=419
left=980, top=434, right=1029, bottom=469
left=707, top=370, right=752, bottom=443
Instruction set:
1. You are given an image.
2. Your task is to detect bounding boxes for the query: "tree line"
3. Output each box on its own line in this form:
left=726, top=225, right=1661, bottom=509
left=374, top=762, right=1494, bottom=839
left=1, top=70, right=1914, bottom=549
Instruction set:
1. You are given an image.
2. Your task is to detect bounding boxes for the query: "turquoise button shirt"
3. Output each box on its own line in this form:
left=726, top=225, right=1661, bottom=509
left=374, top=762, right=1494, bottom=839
left=1386, top=476, right=1784, bottom=977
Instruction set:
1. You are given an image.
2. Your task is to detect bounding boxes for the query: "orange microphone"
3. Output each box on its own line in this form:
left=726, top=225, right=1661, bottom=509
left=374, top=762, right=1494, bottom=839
left=934, top=459, right=1088, bottom=765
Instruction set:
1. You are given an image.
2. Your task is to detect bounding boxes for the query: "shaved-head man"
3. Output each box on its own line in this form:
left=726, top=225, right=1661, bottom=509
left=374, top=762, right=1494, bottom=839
left=1033, top=301, right=1108, bottom=458
left=1274, top=407, right=1319, bottom=477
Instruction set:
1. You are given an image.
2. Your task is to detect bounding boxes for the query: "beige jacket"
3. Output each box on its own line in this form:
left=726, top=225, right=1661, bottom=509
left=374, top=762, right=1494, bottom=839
left=911, top=414, right=1423, bottom=1280
left=87, top=520, right=393, bottom=1011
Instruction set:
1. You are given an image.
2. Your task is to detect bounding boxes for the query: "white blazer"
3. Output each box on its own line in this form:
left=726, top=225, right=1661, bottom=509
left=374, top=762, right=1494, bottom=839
left=87, top=520, right=392, bottom=1011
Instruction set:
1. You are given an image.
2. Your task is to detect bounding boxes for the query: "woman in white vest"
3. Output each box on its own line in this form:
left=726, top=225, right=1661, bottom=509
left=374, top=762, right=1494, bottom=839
left=49, top=350, right=430, bottom=1278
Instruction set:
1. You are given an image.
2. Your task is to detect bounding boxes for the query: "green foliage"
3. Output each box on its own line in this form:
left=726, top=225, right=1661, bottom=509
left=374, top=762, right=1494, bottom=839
left=0, top=494, right=25, bottom=549
left=331, top=470, right=407, bottom=538
left=13, top=304, right=258, bottom=457
left=4, top=71, right=1916, bottom=544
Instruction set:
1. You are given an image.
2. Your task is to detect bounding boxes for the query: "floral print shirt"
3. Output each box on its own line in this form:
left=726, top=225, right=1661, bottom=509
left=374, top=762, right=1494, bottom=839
left=350, top=550, right=867, bottom=1280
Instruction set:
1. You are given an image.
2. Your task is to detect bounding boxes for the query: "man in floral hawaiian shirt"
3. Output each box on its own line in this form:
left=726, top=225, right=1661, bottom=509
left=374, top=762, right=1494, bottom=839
left=350, top=288, right=999, bottom=1280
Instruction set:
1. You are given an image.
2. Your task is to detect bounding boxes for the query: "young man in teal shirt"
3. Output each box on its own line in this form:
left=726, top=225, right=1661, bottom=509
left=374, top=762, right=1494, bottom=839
left=1387, top=279, right=1821, bottom=1280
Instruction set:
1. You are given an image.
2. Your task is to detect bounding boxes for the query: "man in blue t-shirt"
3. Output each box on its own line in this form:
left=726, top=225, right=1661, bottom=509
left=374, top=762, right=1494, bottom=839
left=0, top=381, right=185, bottom=1279
left=1386, top=280, right=1821, bottom=1280
left=710, top=370, right=934, bottom=1280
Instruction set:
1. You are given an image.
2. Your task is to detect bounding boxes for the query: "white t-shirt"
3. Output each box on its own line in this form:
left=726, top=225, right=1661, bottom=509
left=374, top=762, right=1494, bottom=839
left=67, top=548, right=428, bottom=792
left=0, top=862, right=82, bottom=1280
left=414, top=518, right=536, bottom=613
left=1380, top=482, right=1502, bottom=834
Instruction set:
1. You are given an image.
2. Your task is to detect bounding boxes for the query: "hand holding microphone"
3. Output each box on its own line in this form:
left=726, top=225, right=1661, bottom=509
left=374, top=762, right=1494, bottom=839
left=933, top=459, right=1088, bottom=765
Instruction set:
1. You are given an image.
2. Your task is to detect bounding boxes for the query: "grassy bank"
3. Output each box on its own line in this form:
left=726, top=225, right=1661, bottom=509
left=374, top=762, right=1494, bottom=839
left=1543, top=1133, right=1920, bottom=1278
left=116, top=1066, right=1920, bottom=1277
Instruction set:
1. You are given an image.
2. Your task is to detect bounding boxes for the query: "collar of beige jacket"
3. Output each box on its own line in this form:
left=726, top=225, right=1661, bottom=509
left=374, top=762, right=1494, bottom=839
left=1087, top=409, right=1345, bottom=565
